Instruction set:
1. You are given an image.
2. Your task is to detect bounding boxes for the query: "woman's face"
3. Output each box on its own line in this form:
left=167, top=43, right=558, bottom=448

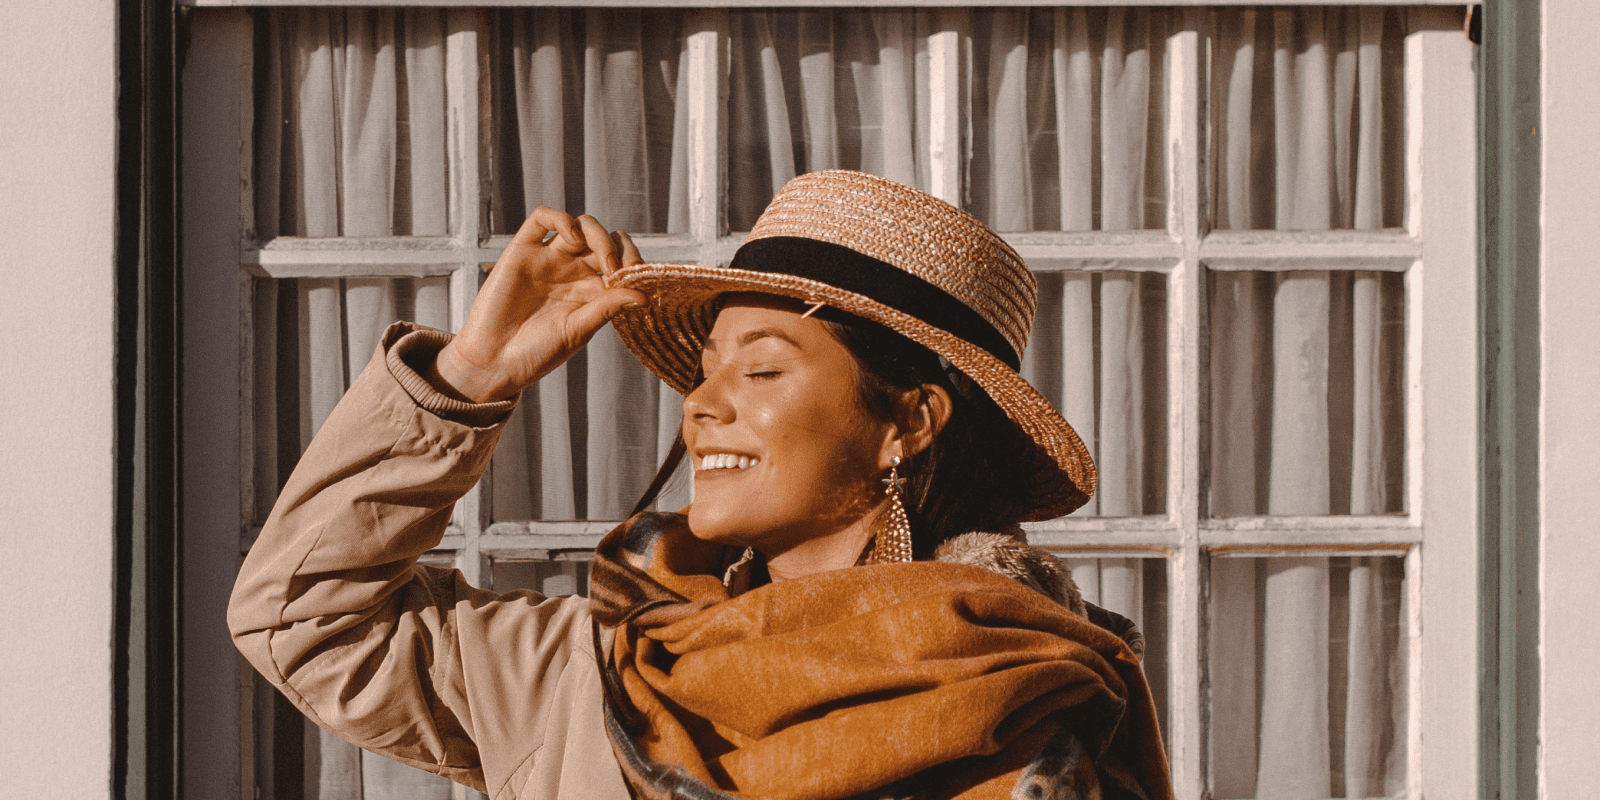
left=682, top=296, right=897, bottom=557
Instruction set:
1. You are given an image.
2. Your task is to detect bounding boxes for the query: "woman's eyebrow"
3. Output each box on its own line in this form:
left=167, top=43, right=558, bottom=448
left=702, top=327, right=802, bottom=353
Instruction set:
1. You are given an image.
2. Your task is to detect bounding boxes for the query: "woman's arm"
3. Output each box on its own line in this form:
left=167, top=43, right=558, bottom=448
left=228, top=324, right=598, bottom=795
left=229, top=209, right=644, bottom=796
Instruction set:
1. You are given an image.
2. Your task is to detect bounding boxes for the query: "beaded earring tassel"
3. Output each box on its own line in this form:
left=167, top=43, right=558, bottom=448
left=868, top=457, right=914, bottom=564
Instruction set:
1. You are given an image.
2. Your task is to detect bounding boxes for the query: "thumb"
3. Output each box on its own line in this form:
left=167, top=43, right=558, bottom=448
left=563, top=286, right=648, bottom=345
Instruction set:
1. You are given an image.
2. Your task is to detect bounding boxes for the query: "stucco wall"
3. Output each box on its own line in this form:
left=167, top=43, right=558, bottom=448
left=0, top=0, right=118, bottom=796
left=1541, top=0, right=1600, bottom=795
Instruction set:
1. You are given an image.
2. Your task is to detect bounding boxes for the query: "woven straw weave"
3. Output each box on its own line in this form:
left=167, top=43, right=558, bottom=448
left=747, top=170, right=1039, bottom=360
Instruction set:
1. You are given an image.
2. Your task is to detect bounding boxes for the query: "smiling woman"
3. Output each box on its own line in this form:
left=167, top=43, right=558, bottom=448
left=229, top=170, right=1173, bottom=800
left=681, top=298, right=909, bottom=576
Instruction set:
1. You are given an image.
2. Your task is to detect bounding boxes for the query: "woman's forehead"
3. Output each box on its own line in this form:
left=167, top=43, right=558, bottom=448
left=704, top=298, right=812, bottom=349
left=699, top=298, right=845, bottom=365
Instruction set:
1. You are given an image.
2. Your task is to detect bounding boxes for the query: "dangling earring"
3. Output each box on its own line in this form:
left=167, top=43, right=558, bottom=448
left=868, top=456, right=914, bottom=565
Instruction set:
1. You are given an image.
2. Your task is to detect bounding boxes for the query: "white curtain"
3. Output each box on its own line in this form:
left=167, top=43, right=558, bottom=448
left=1207, top=8, right=1406, bottom=800
left=722, top=8, right=1169, bottom=232
left=252, top=8, right=1407, bottom=800
left=725, top=9, right=931, bottom=228
left=254, top=10, right=466, bottom=800
left=970, top=8, right=1168, bottom=232
left=256, top=9, right=449, bottom=239
left=487, top=9, right=691, bottom=521
left=487, top=9, right=687, bottom=235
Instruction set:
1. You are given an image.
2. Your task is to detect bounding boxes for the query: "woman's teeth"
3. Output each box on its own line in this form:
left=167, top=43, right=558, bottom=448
left=700, top=453, right=758, bottom=471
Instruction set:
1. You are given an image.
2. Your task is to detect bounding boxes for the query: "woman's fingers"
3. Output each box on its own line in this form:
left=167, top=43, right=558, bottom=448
left=564, top=286, right=649, bottom=348
left=614, top=230, right=644, bottom=268
left=488, top=207, right=580, bottom=274
left=452, top=206, right=647, bottom=396
left=499, top=209, right=622, bottom=282
left=529, top=206, right=582, bottom=246
left=505, top=206, right=583, bottom=255
left=577, top=214, right=621, bottom=278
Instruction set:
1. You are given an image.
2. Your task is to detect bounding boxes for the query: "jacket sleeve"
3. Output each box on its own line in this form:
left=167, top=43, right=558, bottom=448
left=227, top=321, right=600, bottom=797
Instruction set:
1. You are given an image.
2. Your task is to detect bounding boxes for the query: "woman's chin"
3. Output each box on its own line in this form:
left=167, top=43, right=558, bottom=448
left=684, top=505, right=754, bottom=548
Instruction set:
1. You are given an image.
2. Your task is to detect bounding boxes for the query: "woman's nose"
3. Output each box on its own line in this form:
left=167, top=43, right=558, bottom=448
left=682, top=364, right=735, bottom=423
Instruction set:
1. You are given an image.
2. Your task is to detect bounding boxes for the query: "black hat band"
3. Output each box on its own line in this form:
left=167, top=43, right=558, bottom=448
left=727, top=236, right=1022, bottom=370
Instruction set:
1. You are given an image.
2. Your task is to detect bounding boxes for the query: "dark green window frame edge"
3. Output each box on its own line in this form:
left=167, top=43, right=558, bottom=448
left=1478, top=2, right=1540, bottom=800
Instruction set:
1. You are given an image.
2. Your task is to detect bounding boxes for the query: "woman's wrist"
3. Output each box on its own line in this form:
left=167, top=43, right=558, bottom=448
left=428, top=343, right=515, bottom=404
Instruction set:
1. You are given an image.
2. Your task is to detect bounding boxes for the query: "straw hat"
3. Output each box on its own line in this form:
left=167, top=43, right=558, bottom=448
left=611, top=169, right=1095, bottom=519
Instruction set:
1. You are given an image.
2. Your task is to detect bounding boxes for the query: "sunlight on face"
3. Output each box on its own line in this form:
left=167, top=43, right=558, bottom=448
left=682, top=296, right=894, bottom=557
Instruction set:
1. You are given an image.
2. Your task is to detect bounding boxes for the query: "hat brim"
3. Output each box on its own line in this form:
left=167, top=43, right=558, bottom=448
left=611, top=261, right=1096, bottom=520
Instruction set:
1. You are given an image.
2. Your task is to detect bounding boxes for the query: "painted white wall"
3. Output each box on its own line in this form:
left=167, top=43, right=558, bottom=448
left=1541, top=0, right=1600, bottom=796
left=0, top=0, right=118, bottom=796
left=1536, top=0, right=1600, bottom=796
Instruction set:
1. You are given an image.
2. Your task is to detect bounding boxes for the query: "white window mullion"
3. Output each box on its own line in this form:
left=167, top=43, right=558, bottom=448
left=446, top=10, right=489, bottom=586
left=686, top=10, right=727, bottom=255
left=247, top=245, right=464, bottom=278
left=926, top=14, right=964, bottom=207
left=446, top=9, right=483, bottom=252
left=1167, top=13, right=1205, bottom=799
left=1408, top=9, right=1479, bottom=800
left=1403, top=542, right=1425, bottom=800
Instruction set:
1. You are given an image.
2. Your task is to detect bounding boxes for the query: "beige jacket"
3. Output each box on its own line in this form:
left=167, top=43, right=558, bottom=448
left=228, top=322, right=631, bottom=799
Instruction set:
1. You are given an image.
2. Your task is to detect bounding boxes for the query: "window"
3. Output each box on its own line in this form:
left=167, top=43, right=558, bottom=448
left=179, top=4, right=1478, bottom=799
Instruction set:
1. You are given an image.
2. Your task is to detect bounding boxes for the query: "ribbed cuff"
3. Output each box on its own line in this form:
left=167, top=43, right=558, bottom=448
left=386, top=326, right=518, bottom=428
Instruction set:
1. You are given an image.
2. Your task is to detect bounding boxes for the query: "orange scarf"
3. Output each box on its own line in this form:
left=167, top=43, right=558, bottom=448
left=589, top=512, right=1173, bottom=800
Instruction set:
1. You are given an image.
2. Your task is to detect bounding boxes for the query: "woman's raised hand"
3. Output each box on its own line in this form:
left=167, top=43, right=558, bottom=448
left=429, top=208, right=646, bottom=403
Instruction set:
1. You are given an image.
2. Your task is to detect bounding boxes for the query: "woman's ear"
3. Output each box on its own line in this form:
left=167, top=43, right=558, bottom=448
left=894, top=383, right=953, bottom=461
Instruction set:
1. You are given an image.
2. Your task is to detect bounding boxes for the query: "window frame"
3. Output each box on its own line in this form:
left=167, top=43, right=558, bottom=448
left=179, top=6, right=1480, bottom=799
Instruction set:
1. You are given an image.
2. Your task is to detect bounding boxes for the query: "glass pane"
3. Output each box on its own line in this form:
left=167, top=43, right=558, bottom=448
left=491, top=557, right=592, bottom=597
left=1208, top=555, right=1407, bottom=800
left=489, top=338, right=687, bottom=522
left=723, top=8, right=1169, bottom=232
left=724, top=8, right=934, bottom=228
left=487, top=10, right=688, bottom=235
left=1024, top=271, right=1167, bottom=517
left=250, top=275, right=452, bottom=524
left=1208, top=7, right=1406, bottom=231
left=969, top=8, right=1170, bottom=232
left=1059, top=555, right=1168, bottom=737
left=255, top=9, right=453, bottom=239
left=1206, top=270, right=1405, bottom=517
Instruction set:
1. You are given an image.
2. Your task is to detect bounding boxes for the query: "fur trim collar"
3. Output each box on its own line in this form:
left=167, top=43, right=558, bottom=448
left=933, top=527, right=1145, bottom=660
left=932, top=527, right=1086, bottom=614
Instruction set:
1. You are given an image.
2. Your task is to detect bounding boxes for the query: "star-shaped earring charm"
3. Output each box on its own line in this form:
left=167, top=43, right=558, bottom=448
left=883, top=456, right=905, bottom=494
